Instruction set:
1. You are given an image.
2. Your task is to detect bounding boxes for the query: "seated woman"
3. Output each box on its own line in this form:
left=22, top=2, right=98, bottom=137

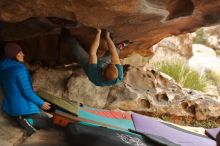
left=0, top=43, right=51, bottom=136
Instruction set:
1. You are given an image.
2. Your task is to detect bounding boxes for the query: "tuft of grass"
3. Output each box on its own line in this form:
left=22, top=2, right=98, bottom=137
left=216, top=49, right=220, bottom=57
left=190, top=119, right=219, bottom=128
left=153, top=59, right=209, bottom=91
left=153, top=59, right=185, bottom=83
left=193, top=28, right=207, bottom=44
left=154, top=114, right=219, bottom=128
left=181, top=71, right=208, bottom=91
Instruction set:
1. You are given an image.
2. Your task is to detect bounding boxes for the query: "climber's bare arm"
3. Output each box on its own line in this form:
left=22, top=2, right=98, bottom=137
left=106, top=32, right=121, bottom=64
left=89, top=29, right=101, bottom=64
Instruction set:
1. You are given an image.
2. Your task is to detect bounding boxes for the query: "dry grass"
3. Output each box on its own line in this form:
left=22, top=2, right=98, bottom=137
left=153, top=59, right=209, bottom=92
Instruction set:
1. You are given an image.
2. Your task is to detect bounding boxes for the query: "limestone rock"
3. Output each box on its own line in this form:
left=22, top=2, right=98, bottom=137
left=1, top=0, right=220, bottom=59
left=65, top=69, right=111, bottom=108
left=188, top=44, right=220, bottom=75
left=0, top=138, right=13, bottom=146
left=18, top=129, right=68, bottom=146
left=203, top=25, right=220, bottom=50
left=192, top=44, right=216, bottom=57
left=106, top=66, right=220, bottom=119
left=149, top=33, right=194, bottom=64
left=0, top=111, right=24, bottom=145
left=32, top=68, right=72, bottom=98
left=121, top=53, right=150, bottom=67
left=32, top=66, right=220, bottom=120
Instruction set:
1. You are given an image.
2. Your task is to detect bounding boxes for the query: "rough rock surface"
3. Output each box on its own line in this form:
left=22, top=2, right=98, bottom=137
left=146, top=27, right=220, bottom=97
left=32, top=68, right=73, bottom=98
left=18, top=129, right=68, bottom=146
left=121, top=53, right=149, bottom=67
left=0, top=90, right=25, bottom=146
left=32, top=66, right=220, bottom=120
left=149, top=33, right=194, bottom=64
left=147, top=24, right=220, bottom=64
left=65, top=72, right=111, bottom=108
left=1, top=0, right=220, bottom=61
left=203, top=25, right=220, bottom=51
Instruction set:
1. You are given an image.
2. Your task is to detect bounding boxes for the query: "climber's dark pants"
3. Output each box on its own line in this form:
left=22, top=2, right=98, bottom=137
left=64, top=34, right=120, bottom=69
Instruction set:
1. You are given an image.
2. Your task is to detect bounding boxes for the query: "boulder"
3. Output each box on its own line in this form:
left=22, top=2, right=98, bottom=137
left=149, top=33, right=194, bottom=64
left=65, top=69, right=111, bottom=108
left=32, top=68, right=73, bottom=98
left=18, top=129, right=68, bottom=146
left=32, top=66, right=220, bottom=120
left=1, top=0, right=220, bottom=59
left=188, top=44, right=220, bottom=75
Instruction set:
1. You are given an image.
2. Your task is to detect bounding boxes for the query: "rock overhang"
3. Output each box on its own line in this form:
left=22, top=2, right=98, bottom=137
left=0, top=0, right=220, bottom=64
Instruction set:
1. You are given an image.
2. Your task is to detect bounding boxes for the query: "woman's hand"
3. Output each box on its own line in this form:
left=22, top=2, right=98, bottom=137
left=41, top=102, right=51, bottom=110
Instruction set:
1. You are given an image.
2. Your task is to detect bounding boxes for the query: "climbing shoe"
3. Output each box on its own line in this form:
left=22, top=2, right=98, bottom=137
left=116, top=40, right=131, bottom=50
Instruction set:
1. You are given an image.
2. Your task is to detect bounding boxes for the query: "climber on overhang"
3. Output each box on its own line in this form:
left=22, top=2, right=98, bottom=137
left=0, top=43, right=52, bottom=136
left=61, top=28, right=129, bottom=86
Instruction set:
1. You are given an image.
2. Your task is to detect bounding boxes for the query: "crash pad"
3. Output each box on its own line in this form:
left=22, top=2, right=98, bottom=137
left=37, top=89, right=79, bottom=115
left=78, top=105, right=135, bottom=130
left=132, top=113, right=216, bottom=146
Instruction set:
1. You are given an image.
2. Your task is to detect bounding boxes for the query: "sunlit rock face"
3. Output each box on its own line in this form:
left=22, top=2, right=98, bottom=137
left=149, top=33, right=194, bottom=64
left=1, top=0, right=220, bottom=63
left=202, top=25, right=220, bottom=56
left=188, top=44, right=220, bottom=76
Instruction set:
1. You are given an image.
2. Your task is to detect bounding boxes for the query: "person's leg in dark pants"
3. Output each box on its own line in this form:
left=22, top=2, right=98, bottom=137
left=14, top=112, right=52, bottom=136
left=24, top=112, right=52, bottom=129
left=14, top=116, right=37, bottom=136
left=61, top=28, right=89, bottom=68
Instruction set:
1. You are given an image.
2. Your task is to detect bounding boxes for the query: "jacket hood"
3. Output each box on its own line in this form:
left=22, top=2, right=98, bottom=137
left=0, top=59, right=21, bottom=71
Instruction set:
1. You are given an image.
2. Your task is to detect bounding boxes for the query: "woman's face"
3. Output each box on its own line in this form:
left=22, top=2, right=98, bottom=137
left=16, top=51, right=24, bottom=62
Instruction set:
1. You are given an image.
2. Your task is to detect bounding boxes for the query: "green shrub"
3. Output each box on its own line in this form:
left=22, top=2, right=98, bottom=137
left=153, top=59, right=208, bottom=91
left=193, top=28, right=207, bottom=44
left=216, top=49, right=220, bottom=57
left=181, top=71, right=208, bottom=91
left=190, top=119, right=219, bottom=128
left=153, top=59, right=184, bottom=83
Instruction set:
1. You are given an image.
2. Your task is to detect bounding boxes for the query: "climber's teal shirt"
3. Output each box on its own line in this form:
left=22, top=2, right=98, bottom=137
left=0, top=59, right=44, bottom=116
left=84, top=63, right=123, bottom=87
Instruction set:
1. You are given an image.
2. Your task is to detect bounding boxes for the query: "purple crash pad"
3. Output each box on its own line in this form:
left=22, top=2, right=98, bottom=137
left=132, top=113, right=216, bottom=146
left=206, top=127, right=220, bottom=140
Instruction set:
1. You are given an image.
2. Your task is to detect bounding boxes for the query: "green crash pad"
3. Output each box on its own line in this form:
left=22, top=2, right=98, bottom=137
left=37, top=89, right=79, bottom=115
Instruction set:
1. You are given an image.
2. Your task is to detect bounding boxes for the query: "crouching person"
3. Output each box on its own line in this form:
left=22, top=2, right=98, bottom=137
left=0, top=43, right=52, bottom=136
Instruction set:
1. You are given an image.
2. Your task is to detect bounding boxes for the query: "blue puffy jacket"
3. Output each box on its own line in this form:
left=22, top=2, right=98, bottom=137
left=0, top=59, right=44, bottom=116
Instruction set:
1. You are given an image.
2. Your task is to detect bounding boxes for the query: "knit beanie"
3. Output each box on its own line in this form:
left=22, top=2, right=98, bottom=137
left=4, top=43, right=22, bottom=58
